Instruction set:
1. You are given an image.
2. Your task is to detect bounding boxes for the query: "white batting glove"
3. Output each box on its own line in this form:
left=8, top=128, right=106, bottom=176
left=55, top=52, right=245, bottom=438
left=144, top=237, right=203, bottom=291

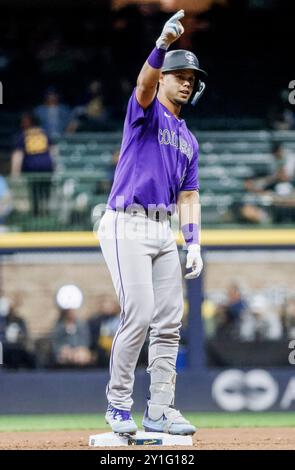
left=156, top=9, right=185, bottom=50
left=184, top=244, right=203, bottom=280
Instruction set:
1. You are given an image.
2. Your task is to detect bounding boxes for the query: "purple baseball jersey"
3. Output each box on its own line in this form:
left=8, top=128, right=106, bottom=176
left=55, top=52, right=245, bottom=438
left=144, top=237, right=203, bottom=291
left=107, top=88, right=199, bottom=212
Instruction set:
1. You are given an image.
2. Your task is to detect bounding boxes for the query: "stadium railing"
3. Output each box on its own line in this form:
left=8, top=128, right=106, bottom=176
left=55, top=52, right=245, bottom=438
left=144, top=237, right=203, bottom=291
left=2, top=130, right=295, bottom=231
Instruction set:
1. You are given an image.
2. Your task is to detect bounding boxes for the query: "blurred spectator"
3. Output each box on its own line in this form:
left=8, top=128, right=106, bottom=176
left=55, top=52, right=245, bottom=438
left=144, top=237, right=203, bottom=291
left=216, top=283, right=247, bottom=339
left=236, top=143, right=295, bottom=224
left=67, top=80, right=108, bottom=133
left=89, top=295, right=120, bottom=367
left=240, top=295, right=282, bottom=341
left=34, top=87, right=71, bottom=139
left=231, top=202, right=270, bottom=225
left=11, top=112, right=56, bottom=216
left=245, top=143, right=295, bottom=193
left=0, top=296, right=35, bottom=369
left=52, top=308, right=94, bottom=367
left=269, top=143, right=295, bottom=181
left=52, top=284, right=93, bottom=367
left=0, top=175, right=13, bottom=228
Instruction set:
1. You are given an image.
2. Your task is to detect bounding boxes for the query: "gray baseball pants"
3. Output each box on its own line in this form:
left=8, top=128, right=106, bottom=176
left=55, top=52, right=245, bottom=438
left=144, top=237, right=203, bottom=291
left=98, top=209, right=183, bottom=410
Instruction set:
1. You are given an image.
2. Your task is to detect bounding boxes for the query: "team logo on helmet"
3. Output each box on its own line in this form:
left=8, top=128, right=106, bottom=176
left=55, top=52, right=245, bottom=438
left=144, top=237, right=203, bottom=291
left=185, top=52, right=195, bottom=65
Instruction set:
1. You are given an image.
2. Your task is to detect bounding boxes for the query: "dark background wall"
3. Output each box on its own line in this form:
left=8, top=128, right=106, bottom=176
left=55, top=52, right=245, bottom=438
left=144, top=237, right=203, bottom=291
left=0, top=0, right=294, bottom=120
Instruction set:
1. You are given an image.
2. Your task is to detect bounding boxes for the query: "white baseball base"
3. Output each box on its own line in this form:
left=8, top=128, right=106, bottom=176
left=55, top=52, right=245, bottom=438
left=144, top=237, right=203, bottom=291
left=89, top=431, right=193, bottom=447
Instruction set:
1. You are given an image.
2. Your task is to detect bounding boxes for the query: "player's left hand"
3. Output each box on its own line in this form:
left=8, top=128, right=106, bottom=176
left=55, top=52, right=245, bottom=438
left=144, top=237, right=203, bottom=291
left=156, top=9, right=185, bottom=50
left=184, top=244, right=203, bottom=280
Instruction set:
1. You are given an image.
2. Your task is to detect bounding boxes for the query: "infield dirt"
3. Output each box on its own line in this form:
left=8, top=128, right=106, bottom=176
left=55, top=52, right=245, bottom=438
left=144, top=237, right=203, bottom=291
left=0, top=428, right=294, bottom=450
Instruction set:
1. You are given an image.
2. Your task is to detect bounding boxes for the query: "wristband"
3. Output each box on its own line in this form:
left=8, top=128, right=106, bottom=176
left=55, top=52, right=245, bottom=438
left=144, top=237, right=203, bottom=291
left=147, top=46, right=166, bottom=69
left=182, top=223, right=199, bottom=246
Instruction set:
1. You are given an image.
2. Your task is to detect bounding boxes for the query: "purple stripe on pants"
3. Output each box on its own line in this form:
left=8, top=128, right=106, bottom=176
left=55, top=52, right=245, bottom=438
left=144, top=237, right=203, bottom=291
left=106, top=212, right=126, bottom=401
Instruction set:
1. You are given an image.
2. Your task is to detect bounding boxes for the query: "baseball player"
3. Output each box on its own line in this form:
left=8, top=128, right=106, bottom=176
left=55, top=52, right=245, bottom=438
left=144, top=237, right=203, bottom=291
left=98, top=9, right=206, bottom=435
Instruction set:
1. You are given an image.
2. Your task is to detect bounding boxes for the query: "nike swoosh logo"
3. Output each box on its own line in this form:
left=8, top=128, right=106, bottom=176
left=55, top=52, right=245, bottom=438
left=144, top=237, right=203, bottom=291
left=164, top=112, right=171, bottom=118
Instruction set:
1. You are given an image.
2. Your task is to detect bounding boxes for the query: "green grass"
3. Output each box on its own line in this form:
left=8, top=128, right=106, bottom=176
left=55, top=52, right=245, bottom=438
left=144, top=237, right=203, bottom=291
left=0, top=413, right=294, bottom=432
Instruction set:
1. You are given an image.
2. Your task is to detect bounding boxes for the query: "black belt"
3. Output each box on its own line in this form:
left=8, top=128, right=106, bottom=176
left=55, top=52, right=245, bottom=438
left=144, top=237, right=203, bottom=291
left=116, top=207, right=172, bottom=223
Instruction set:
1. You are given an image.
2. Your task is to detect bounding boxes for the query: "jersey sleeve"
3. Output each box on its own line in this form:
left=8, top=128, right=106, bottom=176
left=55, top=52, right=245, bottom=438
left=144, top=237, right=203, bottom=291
left=126, top=87, right=157, bottom=128
left=180, top=138, right=200, bottom=191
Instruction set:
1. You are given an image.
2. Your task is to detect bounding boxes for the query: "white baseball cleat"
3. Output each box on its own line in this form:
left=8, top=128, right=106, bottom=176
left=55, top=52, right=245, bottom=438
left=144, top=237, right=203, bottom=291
left=105, top=404, right=138, bottom=434
left=142, top=404, right=196, bottom=435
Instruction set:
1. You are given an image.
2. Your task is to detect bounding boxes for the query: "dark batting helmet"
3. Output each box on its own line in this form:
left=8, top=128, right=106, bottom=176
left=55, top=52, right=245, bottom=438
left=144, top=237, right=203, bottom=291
left=162, top=50, right=207, bottom=78
left=161, top=50, right=207, bottom=106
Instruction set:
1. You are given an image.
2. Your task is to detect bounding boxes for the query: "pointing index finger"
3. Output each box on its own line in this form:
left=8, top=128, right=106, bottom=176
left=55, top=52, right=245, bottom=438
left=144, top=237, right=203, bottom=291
left=168, top=9, right=185, bottom=23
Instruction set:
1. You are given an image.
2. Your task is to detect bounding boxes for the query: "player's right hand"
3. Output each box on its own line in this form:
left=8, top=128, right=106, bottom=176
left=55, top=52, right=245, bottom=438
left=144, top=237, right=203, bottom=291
left=156, top=10, right=185, bottom=50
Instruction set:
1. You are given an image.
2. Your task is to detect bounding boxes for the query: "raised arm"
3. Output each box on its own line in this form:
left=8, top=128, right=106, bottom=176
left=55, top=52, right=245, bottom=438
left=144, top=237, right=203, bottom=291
left=136, top=10, right=185, bottom=109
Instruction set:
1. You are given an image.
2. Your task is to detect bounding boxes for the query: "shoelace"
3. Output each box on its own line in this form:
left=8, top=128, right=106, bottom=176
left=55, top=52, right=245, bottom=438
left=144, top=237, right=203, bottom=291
left=111, top=407, right=131, bottom=421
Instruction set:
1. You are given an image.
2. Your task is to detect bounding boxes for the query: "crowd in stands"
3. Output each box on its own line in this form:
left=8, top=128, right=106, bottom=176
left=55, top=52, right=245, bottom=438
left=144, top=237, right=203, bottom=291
left=0, top=286, right=123, bottom=370
left=0, top=296, right=35, bottom=368
left=0, top=2, right=294, bottom=229
left=202, top=283, right=295, bottom=342
left=233, top=143, right=295, bottom=225
left=0, top=84, right=294, bottom=228
left=0, top=2, right=295, bottom=123
left=1, top=281, right=294, bottom=369
left=1, top=134, right=295, bottom=229
left=18, top=82, right=109, bottom=141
